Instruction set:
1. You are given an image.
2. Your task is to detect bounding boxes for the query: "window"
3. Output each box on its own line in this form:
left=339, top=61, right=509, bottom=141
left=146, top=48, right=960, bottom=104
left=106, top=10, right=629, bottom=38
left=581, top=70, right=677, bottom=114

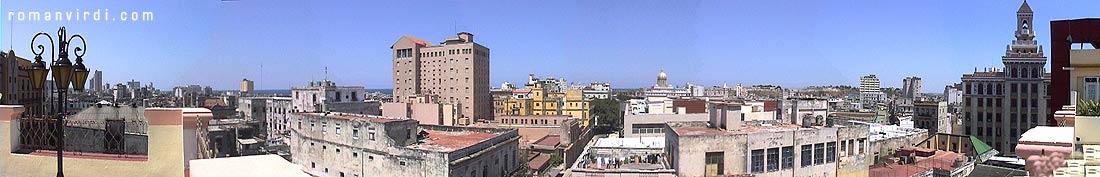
left=335, top=123, right=341, bottom=135
left=801, top=145, right=813, bottom=167
left=751, top=149, right=765, bottom=172
left=705, top=152, right=724, bottom=176
left=767, top=148, right=780, bottom=172
left=353, top=129, right=360, bottom=139
left=839, top=141, right=848, bottom=157
left=782, top=146, right=794, bottom=169
left=369, top=132, right=376, bottom=141
left=827, top=142, right=837, bottom=163
left=814, top=143, right=825, bottom=165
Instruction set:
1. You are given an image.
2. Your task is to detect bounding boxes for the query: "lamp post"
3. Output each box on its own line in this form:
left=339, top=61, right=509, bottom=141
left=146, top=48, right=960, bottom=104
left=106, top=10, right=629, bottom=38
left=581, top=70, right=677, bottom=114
left=28, top=26, right=90, bottom=177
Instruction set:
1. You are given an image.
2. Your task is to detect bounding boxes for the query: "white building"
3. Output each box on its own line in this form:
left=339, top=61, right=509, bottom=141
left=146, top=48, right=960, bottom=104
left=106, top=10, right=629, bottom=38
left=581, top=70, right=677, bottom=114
left=291, top=80, right=369, bottom=114
left=859, top=75, right=886, bottom=111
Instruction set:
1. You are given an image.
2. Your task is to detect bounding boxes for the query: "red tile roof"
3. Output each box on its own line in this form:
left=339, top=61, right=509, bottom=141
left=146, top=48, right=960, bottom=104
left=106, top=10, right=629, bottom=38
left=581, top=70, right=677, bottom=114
left=533, top=135, right=560, bottom=147
left=870, top=163, right=929, bottom=177
left=406, top=36, right=431, bottom=46
left=528, top=153, right=552, bottom=170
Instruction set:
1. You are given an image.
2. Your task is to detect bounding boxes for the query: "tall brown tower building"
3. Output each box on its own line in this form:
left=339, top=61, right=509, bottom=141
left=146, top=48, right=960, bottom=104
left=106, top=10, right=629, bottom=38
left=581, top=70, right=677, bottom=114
left=391, top=32, right=491, bottom=121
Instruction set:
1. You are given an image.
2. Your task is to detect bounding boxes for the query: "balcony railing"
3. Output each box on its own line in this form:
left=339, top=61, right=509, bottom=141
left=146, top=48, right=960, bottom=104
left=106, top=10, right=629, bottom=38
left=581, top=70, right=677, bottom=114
left=17, top=116, right=149, bottom=156
left=1070, top=49, right=1100, bottom=66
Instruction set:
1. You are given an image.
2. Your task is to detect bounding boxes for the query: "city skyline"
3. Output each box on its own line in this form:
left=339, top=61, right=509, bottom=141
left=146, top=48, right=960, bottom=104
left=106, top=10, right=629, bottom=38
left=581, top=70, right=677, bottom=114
left=3, top=0, right=1099, bottom=92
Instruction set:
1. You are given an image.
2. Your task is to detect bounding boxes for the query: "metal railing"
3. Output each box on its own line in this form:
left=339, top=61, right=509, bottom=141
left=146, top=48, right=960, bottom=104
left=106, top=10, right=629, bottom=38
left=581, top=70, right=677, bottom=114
left=18, top=117, right=149, bottom=155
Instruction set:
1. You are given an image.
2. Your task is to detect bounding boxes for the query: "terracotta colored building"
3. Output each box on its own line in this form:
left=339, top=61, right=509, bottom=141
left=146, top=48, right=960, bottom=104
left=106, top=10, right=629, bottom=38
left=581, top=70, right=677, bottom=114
left=391, top=32, right=492, bottom=122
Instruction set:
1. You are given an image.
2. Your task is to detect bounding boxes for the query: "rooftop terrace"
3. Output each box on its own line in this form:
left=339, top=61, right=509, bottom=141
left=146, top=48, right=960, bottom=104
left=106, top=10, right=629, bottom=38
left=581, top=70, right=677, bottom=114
left=298, top=112, right=410, bottom=124
left=407, top=129, right=500, bottom=152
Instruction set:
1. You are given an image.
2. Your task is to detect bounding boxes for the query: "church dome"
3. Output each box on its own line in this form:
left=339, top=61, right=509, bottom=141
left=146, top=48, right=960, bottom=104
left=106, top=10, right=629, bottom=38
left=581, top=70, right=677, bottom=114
left=657, top=69, right=667, bottom=81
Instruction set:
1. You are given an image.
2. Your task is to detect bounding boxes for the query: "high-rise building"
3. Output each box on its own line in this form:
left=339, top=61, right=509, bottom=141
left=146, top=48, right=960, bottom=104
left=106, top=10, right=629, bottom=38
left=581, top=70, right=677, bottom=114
left=859, top=74, right=884, bottom=111
left=240, top=78, right=254, bottom=95
left=902, top=76, right=922, bottom=99
left=92, top=70, right=103, bottom=92
left=859, top=75, right=881, bottom=93
left=960, top=1, right=1049, bottom=155
left=391, top=32, right=491, bottom=121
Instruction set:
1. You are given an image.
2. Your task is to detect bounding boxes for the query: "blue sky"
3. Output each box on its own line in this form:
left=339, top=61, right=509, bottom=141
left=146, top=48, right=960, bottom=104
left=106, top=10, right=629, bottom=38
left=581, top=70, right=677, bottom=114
left=2, top=0, right=1098, bottom=92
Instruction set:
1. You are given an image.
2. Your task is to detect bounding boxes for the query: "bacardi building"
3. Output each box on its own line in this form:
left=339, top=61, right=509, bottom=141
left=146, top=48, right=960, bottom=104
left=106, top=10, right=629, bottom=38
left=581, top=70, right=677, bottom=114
left=961, top=1, right=1050, bottom=155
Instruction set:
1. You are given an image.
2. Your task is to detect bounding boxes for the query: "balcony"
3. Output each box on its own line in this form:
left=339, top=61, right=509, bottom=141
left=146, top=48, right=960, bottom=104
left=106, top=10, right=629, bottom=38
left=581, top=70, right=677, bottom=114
left=1070, top=49, right=1100, bottom=66
left=16, top=117, right=148, bottom=158
left=0, top=105, right=213, bottom=177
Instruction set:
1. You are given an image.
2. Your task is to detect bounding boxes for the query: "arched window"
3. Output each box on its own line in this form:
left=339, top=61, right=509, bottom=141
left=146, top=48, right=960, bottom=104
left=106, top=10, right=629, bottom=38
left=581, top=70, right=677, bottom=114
left=986, top=83, right=993, bottom=95
left=1021, top=68, right=1029, bottom=78
left=1033, top=67, right=1041, bottom=78
left=977, top=84, right=984, bottom=95
left=1011, top=67, right=1018, bottom=77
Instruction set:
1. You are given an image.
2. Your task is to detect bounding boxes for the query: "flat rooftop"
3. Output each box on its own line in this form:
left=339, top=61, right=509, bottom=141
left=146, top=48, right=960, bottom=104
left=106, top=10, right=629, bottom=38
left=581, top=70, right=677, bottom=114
left=870, top=149, right=969, bottom=177
left=571, top=137, right=671, bottom=173
left=670, top=123, right=808, bottom=136
left=189, top=155, right=308, bottom=177
left=591, top=137, right=665, bottom=149
left=407, top=129, right=499, bottom=152
left=298, top=112, right=410, bottom=123
left=1019, top=126, right=1074, bottom=145
left=849, top=120, right=927, bottom=141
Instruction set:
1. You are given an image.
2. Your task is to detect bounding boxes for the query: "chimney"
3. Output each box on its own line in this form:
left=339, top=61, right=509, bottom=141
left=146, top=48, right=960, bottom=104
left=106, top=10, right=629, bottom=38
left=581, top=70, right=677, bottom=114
left=457, top=32, right=474, bottom=43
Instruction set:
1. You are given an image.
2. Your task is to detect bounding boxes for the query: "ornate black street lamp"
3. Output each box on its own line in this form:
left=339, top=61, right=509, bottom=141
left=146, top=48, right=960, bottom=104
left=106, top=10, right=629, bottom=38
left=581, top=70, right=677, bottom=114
left=28, top=26, right=90, bottom=177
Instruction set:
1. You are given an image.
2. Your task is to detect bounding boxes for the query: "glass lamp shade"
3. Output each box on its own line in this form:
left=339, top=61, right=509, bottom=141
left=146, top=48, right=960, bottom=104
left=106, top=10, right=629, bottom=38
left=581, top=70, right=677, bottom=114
left=27, top=59, right=49, bottom=90
left=51, top=59, right=74, bottom=90
left=71, top=62, right=89, bottom=91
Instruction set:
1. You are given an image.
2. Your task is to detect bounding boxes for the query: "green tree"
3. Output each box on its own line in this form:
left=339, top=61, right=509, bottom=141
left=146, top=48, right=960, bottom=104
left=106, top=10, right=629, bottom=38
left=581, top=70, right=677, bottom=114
left=591, top=98, right=623, bottom=130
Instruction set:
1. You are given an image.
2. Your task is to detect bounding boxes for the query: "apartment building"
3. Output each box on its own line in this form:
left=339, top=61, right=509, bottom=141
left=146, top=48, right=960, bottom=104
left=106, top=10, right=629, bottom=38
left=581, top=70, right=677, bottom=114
left=392, top=32, right=491, bottom=122
left=288, top=112, right=520, bottom=177
left=665, top=102, right=871, bottom=177
left=291, top=80, right=369, bottom=114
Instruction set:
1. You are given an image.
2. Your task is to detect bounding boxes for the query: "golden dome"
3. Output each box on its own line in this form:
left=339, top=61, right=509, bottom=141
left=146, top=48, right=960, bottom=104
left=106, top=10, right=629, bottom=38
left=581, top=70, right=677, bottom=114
left=657, top=69, right=667, bottom=81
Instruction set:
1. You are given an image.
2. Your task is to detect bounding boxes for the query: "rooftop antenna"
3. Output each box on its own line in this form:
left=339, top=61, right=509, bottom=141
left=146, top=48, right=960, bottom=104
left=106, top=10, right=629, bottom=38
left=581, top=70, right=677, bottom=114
left=324, top=66, right=329, bottom=81
left=260, top=61, right=263, bottom=90
left=9, top=19, right=12, bottom=51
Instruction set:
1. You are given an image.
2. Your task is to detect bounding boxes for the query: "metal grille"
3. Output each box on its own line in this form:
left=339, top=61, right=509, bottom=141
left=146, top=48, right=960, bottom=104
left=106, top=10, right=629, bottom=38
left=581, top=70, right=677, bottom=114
left=17, top=116, right=148, bottom=155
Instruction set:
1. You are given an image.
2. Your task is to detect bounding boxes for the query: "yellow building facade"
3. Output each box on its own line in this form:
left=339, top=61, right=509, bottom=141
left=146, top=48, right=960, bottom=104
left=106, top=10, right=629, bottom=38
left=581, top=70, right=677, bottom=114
left=501, top=85, right=591, bottom=126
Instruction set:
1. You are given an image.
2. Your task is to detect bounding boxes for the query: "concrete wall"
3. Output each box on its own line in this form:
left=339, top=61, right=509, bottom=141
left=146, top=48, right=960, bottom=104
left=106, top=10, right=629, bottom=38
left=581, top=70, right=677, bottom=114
left=836, top=124, right=871, bottom=177
left=382, top=103, right=409, bottom=118
left=290, top=113, right=520, bottom=177
left=624, top=113, right=709, bottom=137
left=667, top=124, right=869, bottom=177
left=412, top=103, right=443, bottom=125
left=869, top=132, right=929, bottom=163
